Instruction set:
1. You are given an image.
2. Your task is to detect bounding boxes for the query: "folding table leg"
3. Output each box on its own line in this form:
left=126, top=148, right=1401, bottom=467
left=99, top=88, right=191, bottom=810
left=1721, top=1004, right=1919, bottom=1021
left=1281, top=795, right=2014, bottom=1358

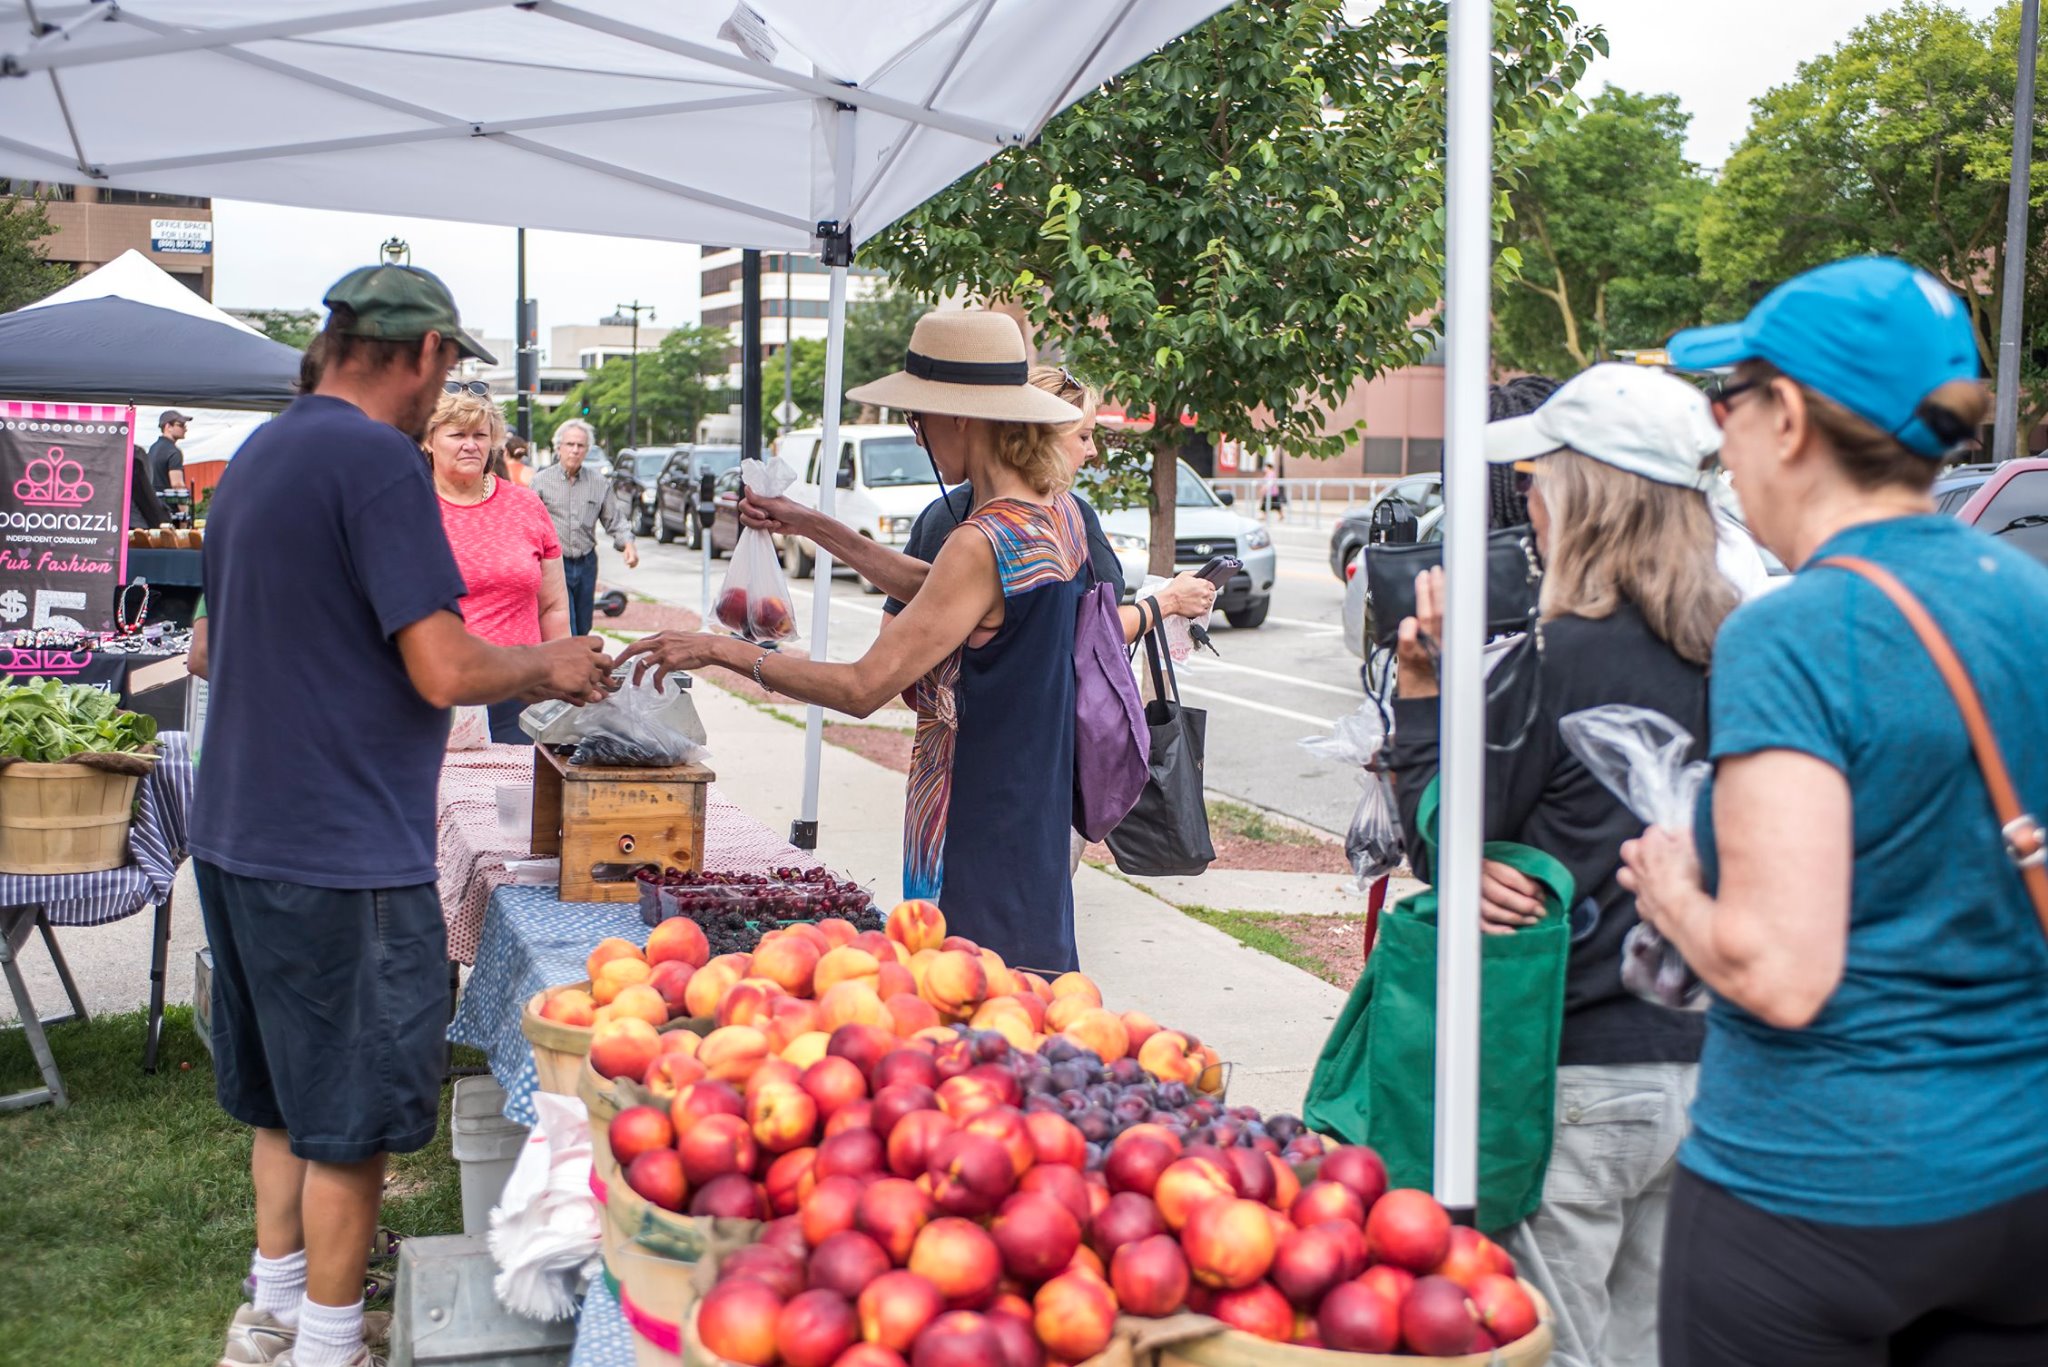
left=144, top=891, right=174, bottom=1074
left=0, top=906, right=66, bottom=1111
left=36, top=913, right=90, bottom=1025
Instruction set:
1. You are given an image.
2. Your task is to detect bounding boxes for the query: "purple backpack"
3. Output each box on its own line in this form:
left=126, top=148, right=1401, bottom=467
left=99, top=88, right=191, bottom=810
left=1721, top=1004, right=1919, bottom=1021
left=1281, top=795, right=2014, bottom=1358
left=1073, top=580, right=1149, bottom=841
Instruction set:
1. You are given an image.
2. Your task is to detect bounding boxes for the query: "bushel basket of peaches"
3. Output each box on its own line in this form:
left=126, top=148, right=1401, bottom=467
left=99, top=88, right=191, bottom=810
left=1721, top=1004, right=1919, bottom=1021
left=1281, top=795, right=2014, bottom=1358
left=588, top=899, right=1552, bottom=1366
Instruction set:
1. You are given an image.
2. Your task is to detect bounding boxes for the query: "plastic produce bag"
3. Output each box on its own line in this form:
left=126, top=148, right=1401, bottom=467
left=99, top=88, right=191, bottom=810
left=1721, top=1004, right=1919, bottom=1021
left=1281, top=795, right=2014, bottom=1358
left=1135, top=575, right=1215, bottom=664
left=1300, top=702, right=1405, bottom=888
left=713, top=455, right=800, bottom=644
left=566, top=670, right=711, bottom=769
left=489, top=1092, right=600, bottom=1321
left=1557, top=704, right=1709, bottom=1009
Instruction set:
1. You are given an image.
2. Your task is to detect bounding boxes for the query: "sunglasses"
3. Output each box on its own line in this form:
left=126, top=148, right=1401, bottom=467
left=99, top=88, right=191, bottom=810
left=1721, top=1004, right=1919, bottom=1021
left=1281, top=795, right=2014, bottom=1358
left=444, top=380, right=491, bottom=397
left=1706, top=375, right=1765, bottom=425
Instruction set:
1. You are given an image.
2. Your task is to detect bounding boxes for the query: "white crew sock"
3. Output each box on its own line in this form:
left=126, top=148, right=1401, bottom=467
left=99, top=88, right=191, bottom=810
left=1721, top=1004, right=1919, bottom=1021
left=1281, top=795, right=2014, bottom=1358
left=250, top=1248, right=307, bottom=1328
left=292, top=1296, right=365, bottom=1367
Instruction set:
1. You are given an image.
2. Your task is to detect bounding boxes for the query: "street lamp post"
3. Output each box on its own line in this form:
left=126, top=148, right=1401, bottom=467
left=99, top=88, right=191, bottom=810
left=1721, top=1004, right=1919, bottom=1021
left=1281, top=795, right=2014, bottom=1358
left=1994, top=0, right=2040, bottom=463
left=606, top=300, right=656, bottom=450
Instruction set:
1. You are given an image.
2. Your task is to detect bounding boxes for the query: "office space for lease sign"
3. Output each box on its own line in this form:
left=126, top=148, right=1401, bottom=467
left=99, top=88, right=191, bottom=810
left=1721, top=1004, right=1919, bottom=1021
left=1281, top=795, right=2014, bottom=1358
left=0, top=402, right=134, bottom=634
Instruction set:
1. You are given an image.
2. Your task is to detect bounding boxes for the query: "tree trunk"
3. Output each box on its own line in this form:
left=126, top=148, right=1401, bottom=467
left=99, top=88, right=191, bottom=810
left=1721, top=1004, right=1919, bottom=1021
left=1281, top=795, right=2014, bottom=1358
left=1148, top=430, right=1179, bottom=580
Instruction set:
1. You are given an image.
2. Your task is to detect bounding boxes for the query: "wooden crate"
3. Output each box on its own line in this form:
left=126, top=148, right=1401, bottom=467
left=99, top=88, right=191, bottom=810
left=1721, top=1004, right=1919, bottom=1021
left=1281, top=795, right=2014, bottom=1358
left=529, top=746, right=713, bottom=903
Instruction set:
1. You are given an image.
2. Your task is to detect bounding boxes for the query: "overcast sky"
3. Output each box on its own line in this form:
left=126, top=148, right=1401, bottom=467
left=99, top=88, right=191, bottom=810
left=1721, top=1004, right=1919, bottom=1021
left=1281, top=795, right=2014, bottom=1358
left=211, top=0, right=2004, bottom=338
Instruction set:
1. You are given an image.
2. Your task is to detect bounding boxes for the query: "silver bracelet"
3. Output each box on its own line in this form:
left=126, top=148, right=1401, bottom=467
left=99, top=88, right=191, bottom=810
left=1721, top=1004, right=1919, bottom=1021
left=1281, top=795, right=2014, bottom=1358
left=752, top=651, right=773, bottom=694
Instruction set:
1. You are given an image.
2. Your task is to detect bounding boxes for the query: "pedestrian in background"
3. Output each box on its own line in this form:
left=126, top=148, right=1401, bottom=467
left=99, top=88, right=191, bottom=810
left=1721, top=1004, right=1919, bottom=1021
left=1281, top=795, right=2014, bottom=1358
left=1623, top=257, right=2048, bottom=1366
left=532, top=418, right=637, bottom=636
left=193, top=262, right=614, bottom=1367
left=148, top=408, right=189, bottom=492
left=1391, top=365, right=1740, bottom=1367
left=503, top=433, right=534, bottom=487
left=423, top=383, right=569, bottom=744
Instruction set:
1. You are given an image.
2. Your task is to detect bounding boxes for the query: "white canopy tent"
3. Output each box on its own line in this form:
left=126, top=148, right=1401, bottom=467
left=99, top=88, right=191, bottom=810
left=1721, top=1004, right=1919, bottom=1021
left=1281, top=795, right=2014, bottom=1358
left=0, top=0, right=1499, bottom=1213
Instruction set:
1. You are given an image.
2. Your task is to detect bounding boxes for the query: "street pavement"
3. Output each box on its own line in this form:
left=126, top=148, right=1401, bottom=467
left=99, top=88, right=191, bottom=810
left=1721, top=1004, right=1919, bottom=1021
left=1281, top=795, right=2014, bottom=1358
left=618, top=513, right=1374, bottom=836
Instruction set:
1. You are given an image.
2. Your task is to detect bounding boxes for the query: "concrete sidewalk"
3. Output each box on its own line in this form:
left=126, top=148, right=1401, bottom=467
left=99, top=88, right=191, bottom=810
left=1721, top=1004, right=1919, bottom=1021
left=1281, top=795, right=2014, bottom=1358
left=693, top=684, right=1350, bottom=1118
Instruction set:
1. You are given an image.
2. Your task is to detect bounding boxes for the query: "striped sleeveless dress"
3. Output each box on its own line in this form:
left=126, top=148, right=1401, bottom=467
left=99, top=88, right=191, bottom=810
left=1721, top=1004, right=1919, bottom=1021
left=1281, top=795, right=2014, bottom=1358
left=903, top=496, right=1088, bottom=973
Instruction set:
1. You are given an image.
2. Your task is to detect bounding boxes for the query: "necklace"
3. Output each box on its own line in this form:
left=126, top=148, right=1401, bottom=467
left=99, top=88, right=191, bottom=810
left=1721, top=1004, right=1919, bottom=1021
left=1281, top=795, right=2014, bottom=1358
left=116, top=579, right=150, bottom=635
left=440, top=472, right=494, bottom=506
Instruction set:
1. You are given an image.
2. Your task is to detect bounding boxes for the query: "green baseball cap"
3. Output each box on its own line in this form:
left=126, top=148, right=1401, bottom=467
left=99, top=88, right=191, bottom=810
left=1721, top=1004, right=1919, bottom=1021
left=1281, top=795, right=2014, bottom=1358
left=322, top=264, right=496, bottom=364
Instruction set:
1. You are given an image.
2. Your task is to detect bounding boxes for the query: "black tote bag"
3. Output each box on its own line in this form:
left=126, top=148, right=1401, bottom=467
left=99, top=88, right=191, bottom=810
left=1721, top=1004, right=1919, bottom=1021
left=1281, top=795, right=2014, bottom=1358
left=1104, top=623, right=1216, bottom=877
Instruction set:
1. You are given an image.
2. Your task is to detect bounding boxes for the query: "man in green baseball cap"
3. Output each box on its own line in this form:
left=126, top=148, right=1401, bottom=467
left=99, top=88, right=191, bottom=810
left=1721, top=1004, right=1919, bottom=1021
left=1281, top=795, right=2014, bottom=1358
left=315, top=262, right=495, bottom=443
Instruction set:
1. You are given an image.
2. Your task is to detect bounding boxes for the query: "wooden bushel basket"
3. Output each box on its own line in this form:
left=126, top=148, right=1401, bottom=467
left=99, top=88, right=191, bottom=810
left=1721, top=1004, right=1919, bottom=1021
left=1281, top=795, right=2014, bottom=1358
left=0, top=759, right=148, bottom=874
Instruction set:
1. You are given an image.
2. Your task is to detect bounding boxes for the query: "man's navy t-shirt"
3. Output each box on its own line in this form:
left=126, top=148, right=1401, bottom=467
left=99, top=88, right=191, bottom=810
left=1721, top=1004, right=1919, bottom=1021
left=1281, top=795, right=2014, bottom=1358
left=191, top=395, right=468, bottom=890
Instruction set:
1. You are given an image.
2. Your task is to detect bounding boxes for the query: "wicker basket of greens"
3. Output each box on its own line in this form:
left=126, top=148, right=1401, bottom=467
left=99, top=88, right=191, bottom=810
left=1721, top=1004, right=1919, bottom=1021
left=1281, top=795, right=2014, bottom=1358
left=0, top=678, right=160, bottom=873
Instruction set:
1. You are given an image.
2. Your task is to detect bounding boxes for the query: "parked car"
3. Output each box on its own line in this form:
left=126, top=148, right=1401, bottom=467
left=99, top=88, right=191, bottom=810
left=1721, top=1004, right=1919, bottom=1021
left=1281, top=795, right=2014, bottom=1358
left=1329, top=473, right=1444, bottom=580
left=653, top=444, right=747, bottom=548
left=1955, top=457, right=2048, bottom=566
left=1932, top=462, right=1999, bottom=516
left=617, top=446, right=680, bottom=537
left=773, top=425, right=938, bottom=583
left=705, top=466, right=749, bottom=557
left=1089, top=463, right=1277, bottom=628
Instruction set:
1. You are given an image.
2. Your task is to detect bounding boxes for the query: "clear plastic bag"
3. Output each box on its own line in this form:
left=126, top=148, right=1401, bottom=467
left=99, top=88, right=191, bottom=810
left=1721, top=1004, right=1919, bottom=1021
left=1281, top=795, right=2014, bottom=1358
left=1135, top=575, right=1215, bottom=664
left=1301, top=702, right=1405, bottom=888
left=566, top=671, right=711, bottom=769
left=713, top=455, right=800, bottom=644
left=1557, top=704, right=1709, bottom=1009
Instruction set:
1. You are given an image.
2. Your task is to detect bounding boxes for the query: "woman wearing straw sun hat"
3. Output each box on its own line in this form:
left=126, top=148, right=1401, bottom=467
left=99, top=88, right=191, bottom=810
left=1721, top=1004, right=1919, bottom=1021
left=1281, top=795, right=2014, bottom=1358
left=622, top=310, right=1094, bottom=971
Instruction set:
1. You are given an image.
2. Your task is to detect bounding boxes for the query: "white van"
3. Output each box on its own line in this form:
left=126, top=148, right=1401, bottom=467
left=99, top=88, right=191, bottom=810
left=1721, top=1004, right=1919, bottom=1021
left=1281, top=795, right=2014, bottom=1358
left=775, top=424, right=939, bottom=581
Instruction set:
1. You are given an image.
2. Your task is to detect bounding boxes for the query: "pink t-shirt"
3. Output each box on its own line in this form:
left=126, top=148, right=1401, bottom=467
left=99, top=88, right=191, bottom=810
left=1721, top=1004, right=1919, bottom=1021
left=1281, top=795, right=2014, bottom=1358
left=437, top=481, right=562, bottom=646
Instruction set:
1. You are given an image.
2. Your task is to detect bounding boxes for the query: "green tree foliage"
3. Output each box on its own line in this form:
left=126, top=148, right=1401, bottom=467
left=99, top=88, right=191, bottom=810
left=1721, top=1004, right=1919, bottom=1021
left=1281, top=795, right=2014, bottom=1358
left=767, top=283, right=927, bottom=435
left=550, top=324, right=733, bottom=452
left=1495, top=89, right=1711, bottom=376
left=862, top=0, right=1603, bottom=573
left=0, top=193, right=74, bottom=313
left=235, top=308, right=319, bottom=350
left=1698, top=0, right=2048, bottom=431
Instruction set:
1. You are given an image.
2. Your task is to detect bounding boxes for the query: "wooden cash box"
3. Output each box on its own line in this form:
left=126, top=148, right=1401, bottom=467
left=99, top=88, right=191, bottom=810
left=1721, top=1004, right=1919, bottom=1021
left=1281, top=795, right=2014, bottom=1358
left=530, top=745, right=714, bottom=903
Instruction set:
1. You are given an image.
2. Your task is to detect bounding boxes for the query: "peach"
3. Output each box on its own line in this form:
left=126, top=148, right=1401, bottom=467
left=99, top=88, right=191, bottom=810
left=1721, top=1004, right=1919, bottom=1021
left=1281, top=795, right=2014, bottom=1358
left=645, top=916, right=710, bottom=969
left=886, top=900, right=947, bottom=955
left=908, top=1217, right=1004, bottom=1310
left=984, top=1307, right=1039, bottom=1367
left=801, top=1056, right=869, bottom=1118
left=1115, top=1123, right=1184, bottom=1157
left=1020, top=1162, right=1093, bottom=1227
left=885, top=993, right=942, bottom=1038
left=912, top=1310, right=1002, bottom=1367
left=1091, top=1191, right=1169, bottom=1262
left=776, top=1287, right=858, bottom=1367
left=697, top=1277, right=783, bottom=1366
left=886, top=1109, right=958, bottom=1180
left=1359, top=1264, right=1416, bottom=1307
left=753, top=933, right=824, bottom=997
left=960, top=1107, right=1035, bottom=1179
left=1400, top=1275, right=1477, bottom=1356
left=1024, top=1112, right=1087, bottom=1169
left=698, top=1025, right=772, bottom=1085
left=787, top=922, right=833, bottom=955
left=745, top=1057, right=803, bottom=1102
left=1061, top=1008, right=1130, bottom=1063
left=1210, top=1281, right=1293, bottom=1342
left=1318, top=1279, right=1401, bottom=1353
left=716, top=979, right=787, bottom=1031
left=1068, top=1243, right=1108, bottom=1281
left=869, top=1082, right=939, bottom=1140
left=828, top=1024, right=899, bottom=1080
left=826, top=1097, right=877, bottom=1141
left=608, top=983, right=670, bottom=1030
left=1194, top=1044, right=1226, bottom=1095
left=969, top=1003, right=1036, bottom=1054
left=683, top=960, right=743, bottom=1019
left=646, top=960, right=696, bottom=1016
left=659, top=1028, right=702, bottom=1058
left=536, top=986, right=596, bottom=1027
left=608, top=1104, right=676, bottom=1168
left=1226, top=1148, right=1277, bottom=1206
left=919, top=951, right=988, bottom=1020
left=815, top=1127, right=888, bottom=1183
left=1266, top=1153, right=1301, bottom=1215
left=1111, top=1233, right=1191, bottom=1317
left=801, top=1174, right=868, bottom=1247
left=809, top=1229, right=892, bottom=1300
left=1183, top=1199, right=1278, bottom=1290
left=1017, top=971, right=1053, bottom=1002
left=1320, top=1146, right=1390, bottom=1209
left=856, top=1270, right=944, bottom=1354
left=642, top=1051, right=707, bottom=1100
left=1270, top=1223, right=1354, bottom=1308
left=765, top=1146, right=819, bottom=1216
left=591, top=955, right=653, bottom=1006
left=820, top=981, right=892, bottom=1033
left=978, top=951, right=1018, bottom=1001
left=814, top=917, right=860, bottom=949
left=1470, top=1272, right=1539, bottom=1345
left=585, top=937, right=644, bottom=981
left=708, top=950, right=754, bottom=978
left=814, top=946, right=883, bottom=997
left=1365, top=1188, right=1452, bottom=1273
left=1154, top=1155, right=1237, bottom=1231
left=691, top=1172, right=767, bottom=1219
left=837, top=1345, right=909, bottom=1367
left=1433, top=1225, right=1503, bottom=1292
left=855, top=1176, right=935, bottom=1265
left=926, top=1132, right=1016, bottom=1218
left=588, top=1017, right=662, bottom=1082
left=1047, top=972, right=1101, bottom=1008
left=781, top=1031, right=832, bottom=1069
left=1105, top=1134, right=1177, bottom=1197
left=1292, top=1181, right=1366, bottom=1229
left=625, top=1146, right=687, bottom=1212
left=749, top=1082, right=820, bottom=1154
left=1119, top=1010, right=1162, bottom=1052
left=1004, top=991, right=1048, bottom=1034
left=934, top=1074, right=1004, bottom=1123
left=669, top=1078, right=746, bottom=1135
left=764, top=996, right=825, bottom=1053
left=1042, top=995, right=1094, bottom=1034
left=1137, top=1030, right=1203, bottom=1086
left=990, top=1192, right=1083, bottom=1284
left=853, top=930, right=908, bottom=966
left=679, top=1112, right=758, bottom=1187
left=1032, top=1271, right=1117, bottom=1362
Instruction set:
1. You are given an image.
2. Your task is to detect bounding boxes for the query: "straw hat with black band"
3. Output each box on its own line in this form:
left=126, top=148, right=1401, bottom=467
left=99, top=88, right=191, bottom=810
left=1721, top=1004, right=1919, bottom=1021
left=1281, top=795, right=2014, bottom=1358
left=849, top=311, right=1082, bottom=424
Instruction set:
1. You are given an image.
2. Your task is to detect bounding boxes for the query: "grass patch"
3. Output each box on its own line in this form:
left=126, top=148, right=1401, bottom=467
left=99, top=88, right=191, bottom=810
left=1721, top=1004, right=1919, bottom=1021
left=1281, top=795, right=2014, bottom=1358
left=1205, top=799, right=1318, bottom=847
left=1179, top=904, right=1327, bottom=976
left=0, top=1007, right=467, bottom=1367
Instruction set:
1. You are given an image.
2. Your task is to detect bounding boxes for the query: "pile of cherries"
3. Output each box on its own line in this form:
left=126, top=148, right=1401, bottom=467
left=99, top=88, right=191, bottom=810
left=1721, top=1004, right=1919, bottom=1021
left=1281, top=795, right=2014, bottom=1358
left=641, top=866, right=882, bottom=956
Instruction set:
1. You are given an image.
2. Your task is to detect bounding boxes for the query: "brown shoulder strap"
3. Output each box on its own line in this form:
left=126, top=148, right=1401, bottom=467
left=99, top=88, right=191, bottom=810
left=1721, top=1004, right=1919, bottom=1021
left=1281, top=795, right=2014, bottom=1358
left=1814, top=555, right=2048, bottom=936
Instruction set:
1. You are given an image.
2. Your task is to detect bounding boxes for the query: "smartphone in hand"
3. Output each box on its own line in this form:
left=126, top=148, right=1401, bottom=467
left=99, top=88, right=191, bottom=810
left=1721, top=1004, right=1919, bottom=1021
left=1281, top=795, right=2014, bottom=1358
left=1193, top=554, right=1242, bottom=586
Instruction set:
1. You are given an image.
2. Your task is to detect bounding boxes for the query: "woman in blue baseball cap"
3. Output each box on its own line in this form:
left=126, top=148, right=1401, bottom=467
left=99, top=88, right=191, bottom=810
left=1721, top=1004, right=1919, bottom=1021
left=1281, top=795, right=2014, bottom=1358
left=1621, top=257, right=2048, bottom=1364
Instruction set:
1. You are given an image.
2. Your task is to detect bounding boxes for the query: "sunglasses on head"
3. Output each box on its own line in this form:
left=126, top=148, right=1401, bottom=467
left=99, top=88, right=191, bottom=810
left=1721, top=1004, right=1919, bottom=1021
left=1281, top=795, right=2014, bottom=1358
left=444, top=380, right=491, bottom=397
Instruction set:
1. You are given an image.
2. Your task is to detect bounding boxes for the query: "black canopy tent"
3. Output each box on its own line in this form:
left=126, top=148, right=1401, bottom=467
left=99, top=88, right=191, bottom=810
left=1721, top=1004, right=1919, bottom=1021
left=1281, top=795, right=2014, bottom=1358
left=0, top=294, right=300, bottom=410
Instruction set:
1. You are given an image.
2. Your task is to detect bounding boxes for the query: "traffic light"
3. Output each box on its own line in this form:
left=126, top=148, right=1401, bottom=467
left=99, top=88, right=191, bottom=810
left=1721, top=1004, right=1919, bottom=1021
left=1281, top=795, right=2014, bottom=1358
left=580, top=401, right=590, bottom=415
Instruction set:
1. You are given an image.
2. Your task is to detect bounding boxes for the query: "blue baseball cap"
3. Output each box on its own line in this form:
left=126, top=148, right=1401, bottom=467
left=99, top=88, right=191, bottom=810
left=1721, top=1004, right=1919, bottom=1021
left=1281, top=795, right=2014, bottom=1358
left=1666, top=256, right=1979, bottom=458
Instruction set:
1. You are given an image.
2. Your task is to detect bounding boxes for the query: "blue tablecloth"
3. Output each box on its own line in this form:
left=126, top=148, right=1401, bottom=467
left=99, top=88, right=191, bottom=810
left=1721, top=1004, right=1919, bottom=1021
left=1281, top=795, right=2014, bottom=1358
left=570, top=1276, right=634, bottom=1367
left=446, top=885, right=650, bottom=1128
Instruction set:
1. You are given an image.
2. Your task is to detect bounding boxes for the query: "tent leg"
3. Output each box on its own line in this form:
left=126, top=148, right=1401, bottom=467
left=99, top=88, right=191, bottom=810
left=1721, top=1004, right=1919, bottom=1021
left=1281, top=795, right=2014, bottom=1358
left=1432, top=0, right=1492, bottom=1224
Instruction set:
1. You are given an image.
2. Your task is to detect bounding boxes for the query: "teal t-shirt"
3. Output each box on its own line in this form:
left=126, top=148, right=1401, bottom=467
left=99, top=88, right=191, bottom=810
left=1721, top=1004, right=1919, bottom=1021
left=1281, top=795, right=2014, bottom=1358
left=1691, top=515, right=2048, bottom=1226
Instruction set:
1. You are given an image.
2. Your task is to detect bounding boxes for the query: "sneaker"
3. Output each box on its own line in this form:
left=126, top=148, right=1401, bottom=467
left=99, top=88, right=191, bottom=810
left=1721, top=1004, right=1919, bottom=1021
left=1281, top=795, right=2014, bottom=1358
left=218, top=1304, right=296, bottom=1365
left=274, top=1349, right=385, bottom=1367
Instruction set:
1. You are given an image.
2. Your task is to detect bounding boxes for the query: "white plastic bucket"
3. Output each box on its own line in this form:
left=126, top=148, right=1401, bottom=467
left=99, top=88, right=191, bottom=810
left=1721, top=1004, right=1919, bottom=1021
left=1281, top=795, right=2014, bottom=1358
left=451, top=1075, right=530, bottom=1237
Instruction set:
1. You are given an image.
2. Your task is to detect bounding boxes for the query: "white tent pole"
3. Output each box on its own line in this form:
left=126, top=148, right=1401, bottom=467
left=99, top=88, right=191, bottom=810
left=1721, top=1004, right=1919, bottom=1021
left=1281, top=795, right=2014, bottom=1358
left=795, top=99, right=858, bottom=851
left=1433, top=0, right=1491, bottom=1223
left=2, top=0, right=508, bottom=74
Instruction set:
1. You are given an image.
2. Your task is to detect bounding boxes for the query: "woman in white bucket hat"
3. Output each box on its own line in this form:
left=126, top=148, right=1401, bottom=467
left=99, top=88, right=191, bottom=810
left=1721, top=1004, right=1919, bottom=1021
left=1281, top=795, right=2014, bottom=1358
left=624, top=310, right=1095, bottom=972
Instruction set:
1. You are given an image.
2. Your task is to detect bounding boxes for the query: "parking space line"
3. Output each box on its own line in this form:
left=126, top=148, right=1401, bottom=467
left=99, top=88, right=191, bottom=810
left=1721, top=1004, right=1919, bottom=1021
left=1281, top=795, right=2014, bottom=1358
left=1176, top=683, right=1336, bottom=729
left=1186, top=658, right=1359, bottom=698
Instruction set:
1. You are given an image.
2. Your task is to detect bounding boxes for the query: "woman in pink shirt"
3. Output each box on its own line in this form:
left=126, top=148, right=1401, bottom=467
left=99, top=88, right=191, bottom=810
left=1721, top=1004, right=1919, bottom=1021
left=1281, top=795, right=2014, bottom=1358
left=424, top=383, right=569, bottom=743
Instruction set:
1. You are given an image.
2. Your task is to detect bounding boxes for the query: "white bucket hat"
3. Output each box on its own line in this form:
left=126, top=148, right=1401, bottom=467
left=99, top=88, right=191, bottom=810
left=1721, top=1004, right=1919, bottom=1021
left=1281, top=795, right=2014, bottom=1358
left=848, top=310, right=1083, bottom=424
left=1485, top=362, right=1722, bottom=489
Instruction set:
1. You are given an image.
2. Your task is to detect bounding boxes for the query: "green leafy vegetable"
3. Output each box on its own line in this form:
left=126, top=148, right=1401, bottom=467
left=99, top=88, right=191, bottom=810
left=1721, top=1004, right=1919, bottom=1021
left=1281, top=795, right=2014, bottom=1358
left=0, top=678, right=159, bottom=763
